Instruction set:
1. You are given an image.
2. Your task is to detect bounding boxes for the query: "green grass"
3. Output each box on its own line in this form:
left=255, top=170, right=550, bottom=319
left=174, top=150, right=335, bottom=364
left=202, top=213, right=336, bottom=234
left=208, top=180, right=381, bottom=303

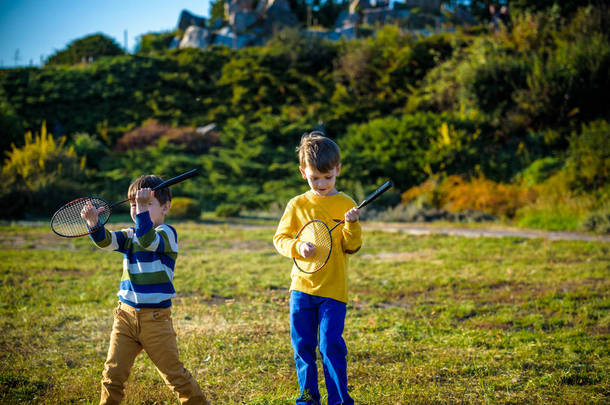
left=1, top=221, right=609, bottom=404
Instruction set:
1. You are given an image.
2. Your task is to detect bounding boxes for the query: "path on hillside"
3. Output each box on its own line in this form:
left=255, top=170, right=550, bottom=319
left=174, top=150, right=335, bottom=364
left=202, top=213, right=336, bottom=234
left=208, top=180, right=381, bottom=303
left=360, top=222, right=610, bottom=242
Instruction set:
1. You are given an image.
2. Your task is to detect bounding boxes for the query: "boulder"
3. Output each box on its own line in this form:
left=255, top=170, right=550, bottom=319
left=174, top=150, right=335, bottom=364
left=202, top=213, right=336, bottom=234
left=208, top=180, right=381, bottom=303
left=232, top=11, right=258, bottom=33
left=213, top=26, right=258, bottom=49
left=262, top=0, right=298, bottom=33
left=349, top=0, right=370, bottom=14
left=179, top=26, right=211, bottom=49
left=177, top=9, right=206, bottom=31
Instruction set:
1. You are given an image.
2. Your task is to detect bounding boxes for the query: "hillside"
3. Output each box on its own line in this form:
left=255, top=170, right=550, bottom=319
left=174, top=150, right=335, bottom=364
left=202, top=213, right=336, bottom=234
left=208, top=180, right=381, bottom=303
left=0, top=4, right=608, bottom=233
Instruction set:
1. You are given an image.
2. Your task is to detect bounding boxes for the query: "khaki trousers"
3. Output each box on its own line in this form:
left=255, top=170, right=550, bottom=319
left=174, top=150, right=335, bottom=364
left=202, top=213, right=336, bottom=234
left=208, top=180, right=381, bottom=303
left=100, top=302, right=209, bottom=405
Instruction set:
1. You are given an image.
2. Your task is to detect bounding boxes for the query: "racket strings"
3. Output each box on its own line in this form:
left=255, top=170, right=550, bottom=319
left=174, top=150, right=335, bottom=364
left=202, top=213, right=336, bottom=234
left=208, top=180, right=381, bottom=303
left=294, top=220, right=333, bottom=274
left=51, top=197, right=110, bottom=237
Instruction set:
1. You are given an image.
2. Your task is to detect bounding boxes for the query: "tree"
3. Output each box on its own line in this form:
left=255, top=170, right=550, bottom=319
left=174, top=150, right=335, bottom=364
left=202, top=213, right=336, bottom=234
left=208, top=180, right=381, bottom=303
left=210, top=0, right=226, bottom=24
left=46, top=33, right=124, bottom=66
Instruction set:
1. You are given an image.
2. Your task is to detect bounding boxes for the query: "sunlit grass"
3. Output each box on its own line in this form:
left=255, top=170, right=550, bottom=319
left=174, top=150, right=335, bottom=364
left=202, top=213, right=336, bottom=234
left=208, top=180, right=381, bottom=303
left=0, top=222, right=608, bottom=404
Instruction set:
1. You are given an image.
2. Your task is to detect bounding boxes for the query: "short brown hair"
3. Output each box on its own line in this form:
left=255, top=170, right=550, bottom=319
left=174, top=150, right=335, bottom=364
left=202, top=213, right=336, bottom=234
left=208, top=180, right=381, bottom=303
left=128, top=175, right=171, bottom=205
left=297, top=131, right=340, bottom=173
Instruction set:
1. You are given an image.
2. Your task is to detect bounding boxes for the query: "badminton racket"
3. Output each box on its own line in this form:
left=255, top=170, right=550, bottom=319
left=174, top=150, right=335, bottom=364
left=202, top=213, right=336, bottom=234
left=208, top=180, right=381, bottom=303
left=50, top=169, right=199, bottom=238
left=293, top=180, right=393, bottom=274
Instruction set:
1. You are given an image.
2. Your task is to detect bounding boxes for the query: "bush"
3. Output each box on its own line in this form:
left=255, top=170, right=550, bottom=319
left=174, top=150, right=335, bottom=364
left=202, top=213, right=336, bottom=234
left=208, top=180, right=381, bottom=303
left=168, top=197, right=201, bottom=220
left=516, top=203, right=585, bottom=231
left=46, top=33, right=124, bottom=65
left=115, top=119, right=219, bottom=154
left=581, top=206, right=610, bottom=234
left=519, top=157, right=563, bottom=187
left=440, top=175, right=537, bottom=218
left=214, top=203, right=241, bottom=218
left=563, top=120, right=610, bottom=191
left=403, top=175, right=537, bottom=219
left=0, top=123, right=86, bottom=218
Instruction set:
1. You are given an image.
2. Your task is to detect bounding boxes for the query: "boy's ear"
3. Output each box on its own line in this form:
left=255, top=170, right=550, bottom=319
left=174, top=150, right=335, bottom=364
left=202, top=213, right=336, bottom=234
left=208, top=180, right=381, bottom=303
left=162, top=201, right=171, bottom=215
left=299, top=166, right=307, bottom=179
left=335, top=163, right=342, bottom=177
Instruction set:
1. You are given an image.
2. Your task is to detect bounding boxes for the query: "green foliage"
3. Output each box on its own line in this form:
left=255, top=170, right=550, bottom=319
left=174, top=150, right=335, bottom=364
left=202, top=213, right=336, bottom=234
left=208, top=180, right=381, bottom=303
left=563, top=120, right=610, bottom=191
left=0, top=85, right=23, bottom=151
left=516, top=204, right=584, bottom=231
left=70, top=133, right=109, bottom=170
left=0, top=5, right=608, bottom=227
left=214, top=203, right=242, bottom=217
left=582, top=203, right=610, bottom=234
left=169, top=196, right=202, bottom=219
left=509, top=0, right=601, bottom=18
left=341, top=112, right=501, bottom=188
left=210, top=0, right=226, bottom=24
left=0, top=123, right=86, bottom=218
left=136, top=31, right=181, bottom=55
left=46, top=33, right=124, bottom=66
left=519, top=156, right=563, bottom=187
left=514, top=34, right=610, bottom=132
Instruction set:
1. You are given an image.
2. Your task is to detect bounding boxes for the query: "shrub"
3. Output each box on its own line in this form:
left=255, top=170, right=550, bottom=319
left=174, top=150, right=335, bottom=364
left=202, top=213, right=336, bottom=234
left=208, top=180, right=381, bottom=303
left=440, top=175, right=537, bottom=218
left=0, top=122, right=86, bottom=218
left=519, top=157, right=563, bottom=187
left=136, top=31, right=181, bottom=55
left=46, top=33, right=124, bottom=65
left=581, top=204, right=610, bottom=234
left=115, top=119, right=219, bottom=154
left=563, top=120, right=610, bottom=191
left=403, top=175, right=537, bottom=219
left=516, top=202, right=585, bottom=231
left=168, top=197, right=201, bottom=220
left=214, top=203, right=241, bottom=218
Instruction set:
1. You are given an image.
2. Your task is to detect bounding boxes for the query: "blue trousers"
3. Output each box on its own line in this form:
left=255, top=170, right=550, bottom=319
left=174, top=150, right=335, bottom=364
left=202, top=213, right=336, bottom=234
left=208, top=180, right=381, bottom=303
left=290, top=290, right=354, bottom=405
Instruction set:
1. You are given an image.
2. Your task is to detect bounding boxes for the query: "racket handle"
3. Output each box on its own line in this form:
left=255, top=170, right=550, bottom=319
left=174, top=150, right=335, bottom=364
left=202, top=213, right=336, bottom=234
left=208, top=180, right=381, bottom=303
left=357, top=180, right=393, bottom=209
left=152, top=169, right=199, bottom=190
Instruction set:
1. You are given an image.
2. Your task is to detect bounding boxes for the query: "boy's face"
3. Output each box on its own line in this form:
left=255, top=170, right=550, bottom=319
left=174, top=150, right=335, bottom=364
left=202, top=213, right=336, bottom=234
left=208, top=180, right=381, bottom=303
left=130, top=195, right=170, bottom=227
left=300, top=164, right=341, bottom=197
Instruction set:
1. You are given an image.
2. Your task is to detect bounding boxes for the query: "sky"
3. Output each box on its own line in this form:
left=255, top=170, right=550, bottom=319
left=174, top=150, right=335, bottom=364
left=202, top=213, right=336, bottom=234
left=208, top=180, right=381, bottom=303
left=0, top=0, right=211, bottom=67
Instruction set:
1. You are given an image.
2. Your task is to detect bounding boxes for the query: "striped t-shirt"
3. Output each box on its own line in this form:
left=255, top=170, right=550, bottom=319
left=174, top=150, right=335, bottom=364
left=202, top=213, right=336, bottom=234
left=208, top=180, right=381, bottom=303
left=90, top=211, right=178, bottom=308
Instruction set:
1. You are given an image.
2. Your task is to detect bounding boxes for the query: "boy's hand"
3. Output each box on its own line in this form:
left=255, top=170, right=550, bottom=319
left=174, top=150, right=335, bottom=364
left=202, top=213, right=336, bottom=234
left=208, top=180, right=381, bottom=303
left=80, top=200, right=104, bottom=228
left=135, top=188, right=152, bottom=213
left=345, top=207, right=360, bottom=223
left=299, top=242, right=316, bottom=258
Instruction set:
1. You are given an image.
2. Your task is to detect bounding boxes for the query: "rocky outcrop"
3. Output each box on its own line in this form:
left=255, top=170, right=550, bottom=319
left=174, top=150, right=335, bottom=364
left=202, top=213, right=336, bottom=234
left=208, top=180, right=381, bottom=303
left=179, top=26, right=211, bottom=49
left=177, top=9, right=206, bottom=31
left=174, top=1, right=444, bottom=51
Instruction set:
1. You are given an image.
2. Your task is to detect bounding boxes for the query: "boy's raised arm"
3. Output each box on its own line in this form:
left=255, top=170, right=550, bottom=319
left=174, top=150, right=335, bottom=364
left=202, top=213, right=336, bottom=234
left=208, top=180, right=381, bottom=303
left=90, top=225, right=132, bottom=253
left=134, top=211, right=179, bottom=254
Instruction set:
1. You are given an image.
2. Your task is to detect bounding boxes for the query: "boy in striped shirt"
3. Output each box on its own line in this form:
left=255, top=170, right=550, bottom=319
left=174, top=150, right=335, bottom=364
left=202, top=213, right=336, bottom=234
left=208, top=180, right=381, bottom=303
left=81, top=175, right=208, bottom=405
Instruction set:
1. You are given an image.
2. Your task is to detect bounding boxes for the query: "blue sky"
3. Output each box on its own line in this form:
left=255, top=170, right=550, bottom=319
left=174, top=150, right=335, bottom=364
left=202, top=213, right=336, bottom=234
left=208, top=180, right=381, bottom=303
left=0, top=0, right=211, bottom=67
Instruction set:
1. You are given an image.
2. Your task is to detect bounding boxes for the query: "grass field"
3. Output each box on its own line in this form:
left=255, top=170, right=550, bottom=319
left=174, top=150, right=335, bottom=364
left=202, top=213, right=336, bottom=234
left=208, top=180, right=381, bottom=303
left=0, top=220, right=608, bottom=404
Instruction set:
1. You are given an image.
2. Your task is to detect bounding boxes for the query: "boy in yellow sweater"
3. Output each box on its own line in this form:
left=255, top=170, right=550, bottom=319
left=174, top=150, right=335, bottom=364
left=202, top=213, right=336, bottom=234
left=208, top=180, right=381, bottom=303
left=273, top=131, right=361, bottom=405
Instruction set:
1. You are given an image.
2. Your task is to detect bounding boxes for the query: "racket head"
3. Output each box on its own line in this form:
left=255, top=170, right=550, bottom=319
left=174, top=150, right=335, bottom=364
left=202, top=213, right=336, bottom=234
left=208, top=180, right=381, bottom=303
left=50, top=197, right=111, bottom=238
left=293, top=219, right=333, bottom=274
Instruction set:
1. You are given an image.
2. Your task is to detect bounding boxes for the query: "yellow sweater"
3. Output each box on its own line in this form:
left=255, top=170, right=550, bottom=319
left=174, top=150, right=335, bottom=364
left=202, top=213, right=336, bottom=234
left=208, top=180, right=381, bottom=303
left=273, top=191, right=362, bottom=303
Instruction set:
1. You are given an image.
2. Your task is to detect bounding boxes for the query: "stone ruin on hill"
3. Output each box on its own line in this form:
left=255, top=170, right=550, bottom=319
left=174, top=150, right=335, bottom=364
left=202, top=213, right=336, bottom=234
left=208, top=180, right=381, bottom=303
left=173, top=0, right=462, bottom=50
